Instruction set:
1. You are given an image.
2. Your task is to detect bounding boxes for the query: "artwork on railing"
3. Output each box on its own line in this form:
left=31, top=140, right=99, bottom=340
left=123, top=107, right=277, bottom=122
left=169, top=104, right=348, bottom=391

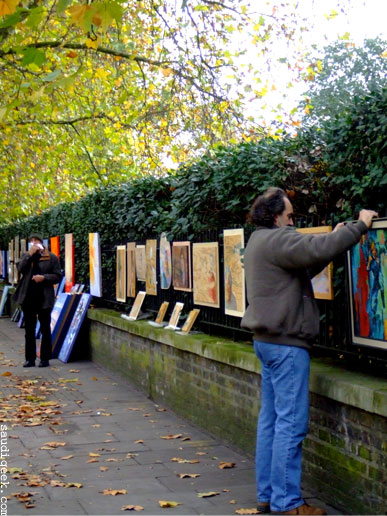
left=297, top=226, right=334, bottom=300
left=172, top=241, right=192, bottom=292
left=135, top=245, right=146, bottom=282
left=65, top=233, right=75, bottom=293
left=126, top=242, right=136, bottom=298
left=347, top=219, right=387, bottom=350
left=193, top=242, right=220, bottom=308
left=223, top=229, right=245, bottom=317
left=89, top=233, right=102, bottom=298
left=116, top=245, right=126, bottom=302
left=159, top=233, right=172, bottom=290
left=145, top=239, right=157, bottom=295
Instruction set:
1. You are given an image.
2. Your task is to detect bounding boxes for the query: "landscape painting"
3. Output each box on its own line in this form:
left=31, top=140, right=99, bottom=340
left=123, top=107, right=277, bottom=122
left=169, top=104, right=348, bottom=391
left=347, top=220, right=387, bottom=350
left=192, top=242, right=220, bottom=308
left=223, top=229, right=245, bottom=317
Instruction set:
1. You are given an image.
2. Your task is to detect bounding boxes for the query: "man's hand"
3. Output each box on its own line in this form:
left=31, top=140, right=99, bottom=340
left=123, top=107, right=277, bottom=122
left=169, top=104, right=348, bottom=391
left=358, top=210, right=378, bottom=228
left=28, top=245, right=41, bottom=256
left=32, top=275, right=45, bottom=283
left=333, top=222, right=345, bottom=233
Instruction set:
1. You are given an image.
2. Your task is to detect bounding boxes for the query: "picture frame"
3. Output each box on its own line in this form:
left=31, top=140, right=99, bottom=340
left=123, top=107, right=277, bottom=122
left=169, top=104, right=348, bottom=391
left=89, top=233, right=102, bottom=297
left=58, top=293, right=92, bottom=363
left=145, top=239, right=157, bottom=296
left=297, top=226, right=334, bottom=300
left=165, top=302, right=184, bottom=330
left=127, top=242, right=136, bottom=298
left=121, top=291, right=146, bottom=321
left=347, top=219, right=387, bottom=350
left=148, top=301, right=169, bottom=327
left=223, top=229, right=245, bottom=317
left=116, top=245, right=127, bottom=302
left=65, top=233, right=75, bottom=293
left=192, top=242, right=220, bottom=308
left=172, top=241, right=192, bottom=292
left=135, top=245, right=146, bottom=282
left=159, top=233, right=172, bottom=289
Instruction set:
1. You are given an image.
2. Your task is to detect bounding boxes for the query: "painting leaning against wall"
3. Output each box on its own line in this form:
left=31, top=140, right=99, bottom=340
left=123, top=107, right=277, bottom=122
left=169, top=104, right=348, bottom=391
left=347, top=219, right=387, bottom=350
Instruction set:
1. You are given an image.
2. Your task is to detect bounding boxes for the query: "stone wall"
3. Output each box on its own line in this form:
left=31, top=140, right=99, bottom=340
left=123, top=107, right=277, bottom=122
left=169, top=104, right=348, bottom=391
left=88, top=308, right=387, bottom=515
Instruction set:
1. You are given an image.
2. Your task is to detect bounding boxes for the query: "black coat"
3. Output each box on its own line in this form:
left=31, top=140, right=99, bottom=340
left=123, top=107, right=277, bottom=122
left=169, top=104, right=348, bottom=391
left=12, top=249, right=62, bottom=310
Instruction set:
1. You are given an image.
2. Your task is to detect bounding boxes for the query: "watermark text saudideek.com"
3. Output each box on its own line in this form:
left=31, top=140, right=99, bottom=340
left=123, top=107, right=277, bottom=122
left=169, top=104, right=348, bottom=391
left=1, top=424, right=9, bottom=516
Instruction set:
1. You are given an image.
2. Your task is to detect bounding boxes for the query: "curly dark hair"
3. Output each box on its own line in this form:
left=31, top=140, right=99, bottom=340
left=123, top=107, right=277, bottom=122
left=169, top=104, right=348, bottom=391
left=248, top=187, right=289, bottom=228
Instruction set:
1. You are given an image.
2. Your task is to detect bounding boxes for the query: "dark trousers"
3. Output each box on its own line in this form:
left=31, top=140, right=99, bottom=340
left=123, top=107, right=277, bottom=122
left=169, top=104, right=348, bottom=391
left=22, top=304, right=52, bottom=362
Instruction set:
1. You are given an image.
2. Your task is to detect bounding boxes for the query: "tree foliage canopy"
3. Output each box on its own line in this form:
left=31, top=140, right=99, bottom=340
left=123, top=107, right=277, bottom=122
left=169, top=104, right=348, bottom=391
left=0, top=0, right=307, bottom=222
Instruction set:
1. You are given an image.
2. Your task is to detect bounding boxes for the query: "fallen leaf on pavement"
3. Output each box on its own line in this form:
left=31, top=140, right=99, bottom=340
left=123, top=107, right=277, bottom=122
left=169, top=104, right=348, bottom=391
left=86, top=458, right=99, bottom=463
left=65, top=482, right=83, bottom=488
left=40, top=442, right=66, bottom=449
left=121, top=505, right=144, bottom=511
left=230, top=500, right=237, bottom=504
left=160, top=434, right=182, bottom=440
left=135, top=440, right=144, bottom=444
left=99, top=466, right=109, bottom=472
left=58, top=378, right=78, bottom=383
left=235, top=509, right=260, bottom=515
left=89, top=452, right=100, bottom=457
left=60, top=455, right=73, bottom=460
left=158, top=500, right=181, bottom=508
left=219, top=461, right=236, bottom=469
left=170, top=458, right=199, bottom=464
left=2, top=371, right=12, bottom=376
left=178, top=473, right=200, bottom=479
left=101, top=489, right=127, bottom=496
left=198, top=492, right=220, bottom=498
left=69, top=369, right=80, bottom=373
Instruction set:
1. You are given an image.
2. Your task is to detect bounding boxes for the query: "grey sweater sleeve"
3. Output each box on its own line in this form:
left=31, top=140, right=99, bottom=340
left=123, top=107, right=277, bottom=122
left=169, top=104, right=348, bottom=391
left=271, top=221, right=368, bottom=269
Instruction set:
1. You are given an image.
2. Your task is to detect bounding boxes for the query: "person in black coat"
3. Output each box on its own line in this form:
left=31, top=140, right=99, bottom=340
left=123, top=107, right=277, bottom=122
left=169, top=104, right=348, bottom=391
left=13, top=233, right=62, bottom=367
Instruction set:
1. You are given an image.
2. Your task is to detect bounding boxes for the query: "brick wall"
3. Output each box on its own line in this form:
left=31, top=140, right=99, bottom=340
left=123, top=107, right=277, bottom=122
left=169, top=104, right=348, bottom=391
left=88, top=309, right=387, bottom=515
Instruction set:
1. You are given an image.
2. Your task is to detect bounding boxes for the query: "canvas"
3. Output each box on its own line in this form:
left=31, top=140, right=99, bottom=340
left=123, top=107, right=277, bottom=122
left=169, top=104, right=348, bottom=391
left=347, top=220, right=387, bottom=350
left=159, top=233, right=172, bottom=289
left=50, top=293, right=81, bottom=358
left=127, top=291, right=146, bottom=320
left=166, top=302, right=184, bottom=329
left=0, top=286, right=10, bottom=316
left=172, top=241, right=192, bottom=292
left=145, top=239, right=157, bottom=296
left=223, top=229, right=245, bottom=317
left=297, top=226, right=334, bottom=300
left=89, top=233, right=102, bottom=297
left=50, top=236, right=60, bottom=258
left=127, top=242, right=136, bottom=298
left=181, top=308, right=200, bottom=334
left=0, top=251, right=4, bottom=279
left=65, top=233, right=75, bottom=293
left=1, top=251, right=6, bottom=279
left=59, top=293, right=92, bottom=362
left=155, top=301, right=169, bottom=324
left=116, top=245, right=126, bottom=302
left=135, top=245, right=146, bottom=281
left=193, top=242, right=220, bottom=308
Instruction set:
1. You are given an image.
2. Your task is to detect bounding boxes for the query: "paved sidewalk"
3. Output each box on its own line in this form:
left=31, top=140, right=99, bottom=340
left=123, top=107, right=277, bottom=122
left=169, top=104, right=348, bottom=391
left=0, top=317, right=341, bottom=516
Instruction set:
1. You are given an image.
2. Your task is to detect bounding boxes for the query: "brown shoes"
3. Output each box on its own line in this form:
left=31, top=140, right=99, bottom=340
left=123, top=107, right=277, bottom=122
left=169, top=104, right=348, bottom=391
left=272, top=503, right=326, bottom=515
left=257, top=502, right=271, bottom=514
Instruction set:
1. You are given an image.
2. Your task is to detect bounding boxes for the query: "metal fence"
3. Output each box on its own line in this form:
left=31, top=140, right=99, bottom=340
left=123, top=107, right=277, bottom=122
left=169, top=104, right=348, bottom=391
left=88, top=214, right=386, bottom=379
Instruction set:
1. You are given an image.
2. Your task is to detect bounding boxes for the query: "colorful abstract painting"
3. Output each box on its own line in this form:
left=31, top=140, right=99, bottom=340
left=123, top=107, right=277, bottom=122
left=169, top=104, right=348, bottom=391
left=347, top=220, right=387, bottom=349
left=50, top=236, right=60, bottom=258
left=223, top=229, right=245, bottom=317
left=65, top=233, right=75, bottom=293
left=89, top=233, right=102, bottom=297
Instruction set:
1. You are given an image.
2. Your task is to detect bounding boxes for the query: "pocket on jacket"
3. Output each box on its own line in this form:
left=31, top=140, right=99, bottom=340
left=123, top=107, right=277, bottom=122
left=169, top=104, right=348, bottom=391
left=299, top=296, right=320, bottom=339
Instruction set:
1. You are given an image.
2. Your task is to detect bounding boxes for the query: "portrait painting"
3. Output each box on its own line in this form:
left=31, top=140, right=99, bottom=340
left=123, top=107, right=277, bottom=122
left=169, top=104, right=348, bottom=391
left=297, top=226, right=334, bottom=300
left=347, top=220, right=387, bottom=350
left=116, top=245, right=127, bottom=302
left=145, top=239, right=157, bottom=296
left=50, top=236, right=60, bottom=258
left=192, top=242, right=220, bottom=308
left=65, top=233, right=75, bottom=293
left=89, top=233, right=102, bottom=297
left=127, top=242, right=136, bottom=298
left=135, top=245, right=146, bottom=282
left=172, top=241, right=192, bottom=292
left=223, top=229, right=245, bottom=317
left=159, top=233, right=172, bottom=290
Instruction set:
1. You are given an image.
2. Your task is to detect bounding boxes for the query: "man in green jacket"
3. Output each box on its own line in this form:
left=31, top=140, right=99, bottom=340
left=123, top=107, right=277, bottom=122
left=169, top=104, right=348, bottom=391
left=13, top=234, right=62, bottom=368
left=241, top=187, right=377, bottom=515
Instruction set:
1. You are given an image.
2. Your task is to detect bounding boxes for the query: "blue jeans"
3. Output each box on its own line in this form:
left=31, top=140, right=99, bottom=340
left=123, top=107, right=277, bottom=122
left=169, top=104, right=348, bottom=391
left=254, top=340, right=310, bottom=512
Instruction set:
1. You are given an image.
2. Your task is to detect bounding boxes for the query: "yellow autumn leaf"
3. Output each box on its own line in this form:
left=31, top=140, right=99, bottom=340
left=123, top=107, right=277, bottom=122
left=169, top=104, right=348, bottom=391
left=88, top=452, right=100, bottom=457
left=65, top=482, right=83, bottom=488
left=161, top=68, right=174, bottom=77
left=158, top=500, right=181, bottom=508
left=68, top=4, right=91, bottom=26
left=235, top=509, right=260, bottom=515
left=95, top=67, right=110, bottom=80
left=86, top=37, right=99, bottom=50
left=121, top=506, right=144, bottom=512
left=219, top=461, right=236, bottom=469
left=198, top=492, right=219, bottom=498
left=178, top=473, right=200, bottom=479
left=101, top=489, right=127, bottom=496
left=0, top=0, right=19, bottom=17
left=1, top=371, right=12, bottom=376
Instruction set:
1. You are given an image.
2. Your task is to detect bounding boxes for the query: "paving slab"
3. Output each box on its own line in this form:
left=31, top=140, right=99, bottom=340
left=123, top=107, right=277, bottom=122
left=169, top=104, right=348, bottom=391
left=0, top=317, right=342, bottom=515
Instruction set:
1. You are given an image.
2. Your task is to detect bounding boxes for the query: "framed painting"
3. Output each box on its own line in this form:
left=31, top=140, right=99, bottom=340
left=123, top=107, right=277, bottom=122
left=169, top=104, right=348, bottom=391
left=159, top=233, right=172, bottom=290
left=180, top=308, right=200, bottom=334
left=223, top=229, right=245, bottom=317
left=145, top=239, right=157, bottom=296
left=192, top=242, right=220, bottom=308
left=123, top=290, right=146, bottom=320
left=50, top=293, right=80, bottom=358
left=50, top=236, right=60, bottom=258
left=172, top=241, right=192, bottom=292
left=116, top=245, right=127, bottom=302
left=297, top=226, right=334, bottom=300
left=135, top=245, right=146, bottom=282
left=65, top=233, right=75, bottom=293
left=347, top=219, right=387, bottom=350
left=58, top=293, right=92, bottom=363
left=165, top=302, right=184, bottom=329
left=89, top=233, right=102, bottom=297
left=127, top=242, right=136, bottom=298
